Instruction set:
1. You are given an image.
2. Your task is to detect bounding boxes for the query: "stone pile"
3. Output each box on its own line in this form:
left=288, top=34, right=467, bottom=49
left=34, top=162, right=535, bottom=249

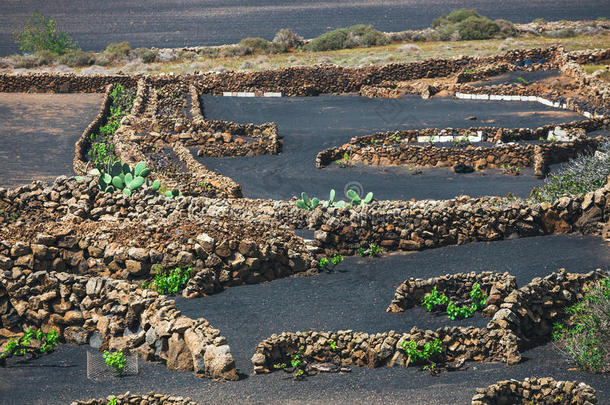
left=0, top=271, right=238, bottom=379
left=472, top=377, right=598, bottom=405
left=73, top=392, right=199, bottom=405
left=387, top=271, right=517, bottom=315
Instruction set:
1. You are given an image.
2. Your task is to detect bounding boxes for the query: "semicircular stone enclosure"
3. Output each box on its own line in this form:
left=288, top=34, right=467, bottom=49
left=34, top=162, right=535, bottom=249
left=0, top=46, right=609, bottom=404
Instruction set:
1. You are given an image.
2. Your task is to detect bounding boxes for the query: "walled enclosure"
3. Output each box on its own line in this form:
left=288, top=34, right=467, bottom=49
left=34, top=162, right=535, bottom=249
left=1, top=46, right=609, bottom=384
left=251, top=269, right=607, bottom=373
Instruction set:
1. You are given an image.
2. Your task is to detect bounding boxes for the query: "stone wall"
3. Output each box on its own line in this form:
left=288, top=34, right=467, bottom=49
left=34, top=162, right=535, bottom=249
left=252, top=270, right=607, bottom=374
left=251, top=326, right=520, bottom=374
left=386, top=271, right=517, bottom=315
left=73, top=84, right=114, bottom=174
left=487, top=269, right=607, bottom=349
left=73, top=393, right=199, bottom=405
left=471, top=377, right=598, bottom=405
left=0, top=270, right=238, bottom=380
left=0, top=73, right=136, bottom=93
left=317, top=136, right=601, bottom=179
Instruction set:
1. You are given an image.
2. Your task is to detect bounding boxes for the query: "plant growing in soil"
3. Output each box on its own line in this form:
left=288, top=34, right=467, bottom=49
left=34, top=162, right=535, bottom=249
left=329, top=340, right=338, bottom=352
left=357, top=243, right=383, bottom=257
left=335, top=152, right=352, bottom=168
left=296, top=192, right=319, bottom=210
left=274, top=345, right=308, bottom=381
left=14, top=13, right=76, bottom=55
left=103, top=350, right=127, bottom=376
left=421, top=287, right=450, bottom=311
left=95, top=160, right=158, bottom=196
left=146, top=265, right=192, bottom=295
left=446, top=283, right=488, bottom=320
left=107, top=397, right=117, bottom=405
left=552, top=277, right=609, bottom=373
left=516, top=76, right=529, bottom=85
left=0, top=328, right=58, bottom=366
left=500, top=164, right=521, bottom=176
left=346, top=189, right=374, bottom=206
left=319, top=253, right=343, bottom=273
left=322, top=189, right=347, bottom=208
left=530, top=139, right=610, bottom=203
left=401, top=338, right=443, bottom=367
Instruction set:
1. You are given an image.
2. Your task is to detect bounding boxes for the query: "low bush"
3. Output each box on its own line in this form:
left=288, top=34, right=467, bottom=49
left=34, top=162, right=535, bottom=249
left=58, top=48, right=94, bottom=67
left=239, top=37, right=273, bottom=53
left=553, top=278, right=609, bottom=373
left=13, top=12, right=76, bottom=55
left=133, top=47, right=157, bottom=63
left=401, top=338, right=443, bottom=366
left=220, top=45, right=253, bottom=57
left=530, top=139, right=610, bottom=203
left=12, top=54, right=43, bottom=68
left=432, top=9, right=502, bottom=41
left=146, top=265, right=192, bottom=295
left=102, top=41, right=131, bottom=61
left=304, top=24, right=389, bottom=51
left=273, top=28, right=304, bottom=52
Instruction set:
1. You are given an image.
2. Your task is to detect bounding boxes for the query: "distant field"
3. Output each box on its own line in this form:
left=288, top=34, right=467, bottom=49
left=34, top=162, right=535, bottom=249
left=1, top=0, right=609, bottom=56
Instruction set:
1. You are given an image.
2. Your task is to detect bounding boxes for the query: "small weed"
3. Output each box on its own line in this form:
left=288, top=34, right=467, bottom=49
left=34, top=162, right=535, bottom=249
left=335, top=152, right=352, bottom=168
left=0, top=328, right=59, bottom=365
left=357, top=243, right=383, bottom=257
left=148, top=265, right=192, bottom=295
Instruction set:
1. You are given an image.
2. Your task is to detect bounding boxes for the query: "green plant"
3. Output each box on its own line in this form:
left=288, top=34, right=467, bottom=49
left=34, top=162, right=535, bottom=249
left=133, top=47, right=157, bottom=63
left=401, top=338, right=443, bottom=366
left=516, top=76, right=529, bottom=85
left=10, top=213, right=19, bottom=221
left=0, top=328, right=59, bottom=365
left=500, top=164, right=521, bottom=176
left=319, top=253, right=343, bottom=273
left=553, top=278, right=609, bottom=373
left=102, top=41, right=131, bottom=61
left=446, top=283, right=488, bottom=320
left=58, top=49, right=93, bottom=67
left=304, top=24, right=389, bottom=52
left=357, top=243, right=382, bottom=257
left=421, top=287, right=450, bottom=311
left=239, top=37, right=273, bottom=53
left=322, top=189, right=347, bottom=208
left=296, top=192, right=319, bottom=211
left=103, top=350, right=127, bottom=376
left=346, top=189, right=374, bottom=206
left=329, top=340, right=338, bottom=352
left=108, top=397, right=118, bottom=405
left=149, top=265, right=192, bottom=295
left=14, top=13, right=76, bottom=55
left=335, top=152, right=351, bottom=168
left=95, top=160, right=155, bottom=196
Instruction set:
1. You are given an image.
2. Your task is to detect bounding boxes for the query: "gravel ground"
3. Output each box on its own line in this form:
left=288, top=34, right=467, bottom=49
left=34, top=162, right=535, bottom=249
left=2, top=234, right=608, bottom=404
left=0, top=93, right=103, bottom=188
left=199, top=94, right=584, bottom=200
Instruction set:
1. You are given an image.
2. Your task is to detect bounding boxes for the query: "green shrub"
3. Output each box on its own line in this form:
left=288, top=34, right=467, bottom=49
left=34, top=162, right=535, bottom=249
left=530, top=139, right=610, bottom=203
left=13, top=12, right=76, bottom=55
left=272, top=28, right=304, bottom=52
left=432, top=9, right=501, bottom=41
left=13, top=54, right=42, bottom=68
left=133, top=47, right=157, bottom=63
left=319, top=253, right=343, bottom=273
left=421, top=287, right=449, bottom=311
left=432, top=9, right=483, bottom=27
left=456, top=16, right=500, bottom=40
left=103, top=350, right=127, bottom=375
left=239, top=37, right=273, bottom=53
left=147, top=265, right=192, bottom=295
left=494, top=19, right=518, bottom=37
left=401, top=338, right=442, bottom=366
left=553, top=278, right=609, bottom=373
left=305, top=24, right=389, bottom=51
left=220, top=45, right=253, bottom=57
left=58, top=49, right=93, bottom=67
left=103, top=41, right=131, bottom=61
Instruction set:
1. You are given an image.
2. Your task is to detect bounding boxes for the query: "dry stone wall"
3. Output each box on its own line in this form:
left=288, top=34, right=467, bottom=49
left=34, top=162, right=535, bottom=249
left=0, top=270, right=238, bottom=379
left=472, top=377, right=598, bottom=405
left=73, top=393, right=199, bottom=405
left=252, top=270, right=607, bottom=374
left=386, top=271, right=517, bottom=315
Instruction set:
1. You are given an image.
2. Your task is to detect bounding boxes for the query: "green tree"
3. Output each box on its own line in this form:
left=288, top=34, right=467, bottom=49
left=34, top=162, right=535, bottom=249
left=14, top=13, right=76, bottom=55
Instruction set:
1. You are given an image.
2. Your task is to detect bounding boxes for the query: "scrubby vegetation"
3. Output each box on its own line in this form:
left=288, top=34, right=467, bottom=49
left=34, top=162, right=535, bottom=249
left=431, top=9, right=513, bottom=41
left=420, top=283, right=488, bottom=320
left=103, top=350, right=127, bottom=376
left=0, top=328, right=59, bottom=366
left=304, top=24, right=389, bottom=52
left=530, top=139, right=610, bottom=203
left=553, top=278, right=609, bottom=373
